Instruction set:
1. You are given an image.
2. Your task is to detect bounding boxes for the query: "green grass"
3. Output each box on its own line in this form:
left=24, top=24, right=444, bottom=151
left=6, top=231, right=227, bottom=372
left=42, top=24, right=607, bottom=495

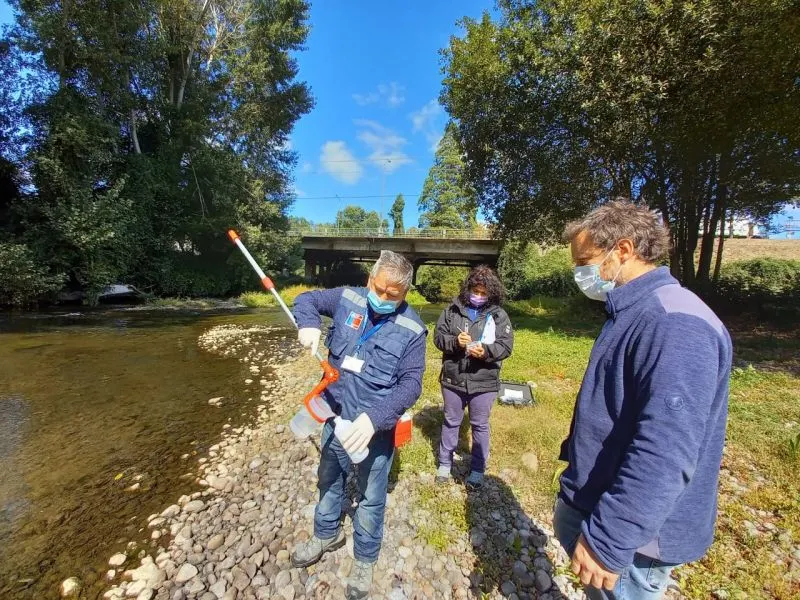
left=239, top=284, right=319, bottom=307
left=396, top=296, right=800, bottom=599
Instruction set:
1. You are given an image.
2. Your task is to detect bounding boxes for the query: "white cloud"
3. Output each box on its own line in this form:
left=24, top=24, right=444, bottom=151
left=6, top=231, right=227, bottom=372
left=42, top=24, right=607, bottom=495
left=300, top=161, right=314, bottom=174
left=352, top=82, right=406, bottom=108
left=319, top=141, right=363, bottom=184
left=292, top=186, right=307, bottom=197
left=354, top=119, right=413, bottom=174
left=410, top=99, right=445, bottom=152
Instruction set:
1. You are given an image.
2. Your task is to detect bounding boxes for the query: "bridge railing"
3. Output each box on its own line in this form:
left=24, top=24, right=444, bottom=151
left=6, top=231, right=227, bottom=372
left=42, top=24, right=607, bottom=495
left=291, top=226, right=494, bottom=240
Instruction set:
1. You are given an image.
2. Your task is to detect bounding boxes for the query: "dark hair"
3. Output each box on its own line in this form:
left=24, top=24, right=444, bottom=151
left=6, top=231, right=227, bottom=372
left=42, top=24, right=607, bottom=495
left=458, top=265, right=506, bottom=307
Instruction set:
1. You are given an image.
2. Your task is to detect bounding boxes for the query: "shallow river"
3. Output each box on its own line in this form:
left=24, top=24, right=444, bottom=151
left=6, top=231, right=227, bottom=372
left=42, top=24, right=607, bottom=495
left=0, top=307, right=285, bottom=599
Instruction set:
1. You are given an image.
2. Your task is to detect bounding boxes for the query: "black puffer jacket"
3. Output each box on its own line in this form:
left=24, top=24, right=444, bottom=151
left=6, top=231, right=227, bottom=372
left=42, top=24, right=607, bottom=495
left=434, top=299, right=514, bottom=394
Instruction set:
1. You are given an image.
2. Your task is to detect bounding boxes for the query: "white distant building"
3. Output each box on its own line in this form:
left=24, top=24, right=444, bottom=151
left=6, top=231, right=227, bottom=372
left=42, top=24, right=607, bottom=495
left=729, top=218, right=762, bottom=238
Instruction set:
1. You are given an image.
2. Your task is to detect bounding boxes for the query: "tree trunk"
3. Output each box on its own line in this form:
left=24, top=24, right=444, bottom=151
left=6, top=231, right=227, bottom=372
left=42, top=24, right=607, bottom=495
left=177, top=0, right=212, bottom=109
left=131, top=110, right=141, bottom=154
left=713, top=207, right=727, bottom=283
left=697, top=153, right=728, bottom=288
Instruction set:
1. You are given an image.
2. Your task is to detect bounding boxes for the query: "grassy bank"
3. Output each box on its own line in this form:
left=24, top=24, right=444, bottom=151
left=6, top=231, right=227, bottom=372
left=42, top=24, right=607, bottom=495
left=398, top=297, right=800, bottom=599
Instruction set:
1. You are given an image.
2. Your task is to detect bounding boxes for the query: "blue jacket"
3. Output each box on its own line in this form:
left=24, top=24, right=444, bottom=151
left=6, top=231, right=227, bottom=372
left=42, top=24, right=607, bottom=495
left=293, top=287, right=427, bottom=433
left=560, top=267, right=732, bottom=572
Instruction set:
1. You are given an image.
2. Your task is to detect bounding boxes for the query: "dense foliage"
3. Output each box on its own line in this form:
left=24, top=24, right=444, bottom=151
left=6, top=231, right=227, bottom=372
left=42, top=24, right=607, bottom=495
left=442, top=0, right=800, bottom=290
left=0, top=0, right=313, bottom=305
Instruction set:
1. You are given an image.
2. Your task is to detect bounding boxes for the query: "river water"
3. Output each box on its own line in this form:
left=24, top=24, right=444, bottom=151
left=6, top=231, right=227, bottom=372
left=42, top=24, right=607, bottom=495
left=0, top=307, right=285, bottom=599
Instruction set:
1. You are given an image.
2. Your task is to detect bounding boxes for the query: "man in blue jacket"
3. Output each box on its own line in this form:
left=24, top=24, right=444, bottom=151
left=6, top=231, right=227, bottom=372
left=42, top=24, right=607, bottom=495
left=555, top=199, right=732, bottom=599
left=290, top=250, right=427, bottom=600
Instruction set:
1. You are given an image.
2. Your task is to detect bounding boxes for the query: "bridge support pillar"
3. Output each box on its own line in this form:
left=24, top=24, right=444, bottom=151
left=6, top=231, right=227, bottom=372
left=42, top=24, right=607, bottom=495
left=305, top=259, right=317, bottom=279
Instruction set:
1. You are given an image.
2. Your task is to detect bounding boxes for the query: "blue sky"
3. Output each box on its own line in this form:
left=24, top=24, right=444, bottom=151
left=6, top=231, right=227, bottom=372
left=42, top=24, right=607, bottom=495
left=287, top=1, right=493, bottom=228
left=1, top=1, right=797, bottom=236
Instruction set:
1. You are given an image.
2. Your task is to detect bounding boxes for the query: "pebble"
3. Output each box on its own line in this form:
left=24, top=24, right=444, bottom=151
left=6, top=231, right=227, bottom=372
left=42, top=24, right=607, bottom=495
left=174, top=564, right=197, bottom=584
left=109, top=553, right=127, bottom=567
left=96, top=329, right=589, bottom=600
left=60, top=577, right=81, bottom=598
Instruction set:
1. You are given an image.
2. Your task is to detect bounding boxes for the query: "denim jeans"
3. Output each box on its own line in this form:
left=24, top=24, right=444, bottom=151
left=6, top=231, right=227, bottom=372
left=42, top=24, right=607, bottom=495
left=553, top=497, right=676, bottom=600
left=314, top=421, right=394, bottom=563
left=438, top=387, right=496, bottom=473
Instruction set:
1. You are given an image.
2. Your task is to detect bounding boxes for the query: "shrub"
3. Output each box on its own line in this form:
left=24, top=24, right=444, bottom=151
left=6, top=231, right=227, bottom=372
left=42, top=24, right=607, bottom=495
left=713, top=258, right=800, bottom=320
left=499, top=243, right=576, bottom=299
left=0, top=243, right=65, bottom=307
left=415, top=266, right=468, bottom=302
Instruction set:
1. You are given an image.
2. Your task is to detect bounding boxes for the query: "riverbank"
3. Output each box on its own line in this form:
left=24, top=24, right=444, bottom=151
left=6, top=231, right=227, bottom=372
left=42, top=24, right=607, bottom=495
left=97, top=323, right=586, bottom=600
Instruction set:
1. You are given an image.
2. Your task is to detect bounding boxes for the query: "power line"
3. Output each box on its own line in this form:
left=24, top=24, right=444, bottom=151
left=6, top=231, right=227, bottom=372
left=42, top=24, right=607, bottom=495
left=294, top=193, right=421, bottom=200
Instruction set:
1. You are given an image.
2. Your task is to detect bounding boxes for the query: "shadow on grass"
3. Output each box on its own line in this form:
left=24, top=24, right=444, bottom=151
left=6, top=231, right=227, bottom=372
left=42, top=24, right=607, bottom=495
left=413, top=405, right=560, bottom=598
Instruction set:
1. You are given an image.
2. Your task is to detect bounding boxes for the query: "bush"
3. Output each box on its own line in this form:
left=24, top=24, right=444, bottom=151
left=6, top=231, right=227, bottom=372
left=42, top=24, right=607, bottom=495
left=713, top=258, right=800, bottom=320
left=499, top=243, right=576, bottom=299
left=0, top=243, right=65, bottom=307
left=415, top=266, right=468, bottom=302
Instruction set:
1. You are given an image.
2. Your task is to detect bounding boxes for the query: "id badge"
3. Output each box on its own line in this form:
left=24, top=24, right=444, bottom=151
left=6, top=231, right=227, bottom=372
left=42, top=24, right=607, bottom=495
left=342, top=355, right=365, bottom=373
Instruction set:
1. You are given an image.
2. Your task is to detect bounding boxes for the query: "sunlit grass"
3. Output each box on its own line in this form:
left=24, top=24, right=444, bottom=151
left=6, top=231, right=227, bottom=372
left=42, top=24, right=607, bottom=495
left=395, top=297, right=800, bottom=599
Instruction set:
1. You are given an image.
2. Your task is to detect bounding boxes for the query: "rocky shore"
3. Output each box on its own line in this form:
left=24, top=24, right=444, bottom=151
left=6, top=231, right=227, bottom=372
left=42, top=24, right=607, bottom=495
left=86, top=323, right=590, bottom=600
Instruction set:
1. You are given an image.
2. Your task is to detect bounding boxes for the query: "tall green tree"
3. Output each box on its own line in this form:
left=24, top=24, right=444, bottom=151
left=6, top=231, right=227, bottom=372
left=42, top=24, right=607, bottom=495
left=442, top=1, right=800, bottom=289
left=418, top=122, right=477, bottom=229
left=335, top=205, right=388, bottom=231
left=389, top=193, right=405, bottom=234
left=2, top=0, right=313, bottom=301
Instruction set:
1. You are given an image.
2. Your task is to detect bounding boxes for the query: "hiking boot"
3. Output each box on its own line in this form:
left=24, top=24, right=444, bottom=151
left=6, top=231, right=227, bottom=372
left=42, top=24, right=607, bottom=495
left=435, top=464, right=452, bottom=485
left=465, top=471, right=484, bottom=490
left=346, top=559, right=374, bottom=599
left=290, top=529, right=346, bottom=568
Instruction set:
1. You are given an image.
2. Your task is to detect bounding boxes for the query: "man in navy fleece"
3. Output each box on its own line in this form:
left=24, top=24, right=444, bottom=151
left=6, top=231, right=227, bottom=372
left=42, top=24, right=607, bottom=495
left=555, top=199, right=732, bottom=599
left=290, top=250, right=426, bottom=600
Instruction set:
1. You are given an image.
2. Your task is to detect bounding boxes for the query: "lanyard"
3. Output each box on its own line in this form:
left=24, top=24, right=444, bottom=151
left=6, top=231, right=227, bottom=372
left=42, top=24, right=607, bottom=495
left=354, top=318, right=389, bottom=353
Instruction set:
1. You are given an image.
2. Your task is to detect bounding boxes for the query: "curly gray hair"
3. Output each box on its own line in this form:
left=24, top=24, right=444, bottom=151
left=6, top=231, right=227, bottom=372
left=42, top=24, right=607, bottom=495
left=563, top=198, right=670, bottom=262
left=370, top=250, right=414, bottom=290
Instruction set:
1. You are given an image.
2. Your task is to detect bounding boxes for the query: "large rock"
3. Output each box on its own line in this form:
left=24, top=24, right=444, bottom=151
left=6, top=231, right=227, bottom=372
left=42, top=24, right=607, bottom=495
left=131, top=563, right=166, bottom=588
left=175, top=563, right=198, bottom=584
left=61, top=577, right=81, bottom=598
left=109, top=553, right=127, bottom=567
left=182, top=500, right=205, bottom=513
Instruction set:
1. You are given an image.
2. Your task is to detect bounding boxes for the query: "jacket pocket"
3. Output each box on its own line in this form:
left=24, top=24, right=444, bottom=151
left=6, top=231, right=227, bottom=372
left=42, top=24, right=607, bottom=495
left=362, top=339, right=404, bottom=385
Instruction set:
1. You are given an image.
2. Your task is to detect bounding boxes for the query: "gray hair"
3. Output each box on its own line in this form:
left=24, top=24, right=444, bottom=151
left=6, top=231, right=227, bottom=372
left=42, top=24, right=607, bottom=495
left=370, top=250, right=413, bottom=290
left=563, top=198, right=670, bottom=262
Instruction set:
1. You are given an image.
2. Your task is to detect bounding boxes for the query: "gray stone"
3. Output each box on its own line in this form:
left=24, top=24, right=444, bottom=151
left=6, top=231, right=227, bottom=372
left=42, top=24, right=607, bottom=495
left=279, top=584, right=295, bottom=600
left=183, top=500, right=205, bottom=513
left=209, top=580, right=227, bottom=599
left=109, top=553, right=127, bottom=567
left=274, top=570, right=291, bottom=591
left=175, top=564, right=198, bottom=584
left=534, top=570, right=552, bottom=592
left=161, top=505, right=181, bottom=519
left=184, top=579, right=205, bottom=595
left=60, top=577, right=81, bottom=598
left=501, top=581, right=517, bottom=596
left=207, top=533, right=225, bottom=551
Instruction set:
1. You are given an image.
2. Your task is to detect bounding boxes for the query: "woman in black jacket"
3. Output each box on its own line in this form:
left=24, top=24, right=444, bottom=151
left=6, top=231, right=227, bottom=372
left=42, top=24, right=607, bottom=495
left=434, top=265, right=514, bottom=489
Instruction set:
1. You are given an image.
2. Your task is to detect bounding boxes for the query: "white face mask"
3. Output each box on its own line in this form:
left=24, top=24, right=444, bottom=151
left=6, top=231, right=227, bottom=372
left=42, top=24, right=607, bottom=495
left=574, top=248, right=623, bottom=302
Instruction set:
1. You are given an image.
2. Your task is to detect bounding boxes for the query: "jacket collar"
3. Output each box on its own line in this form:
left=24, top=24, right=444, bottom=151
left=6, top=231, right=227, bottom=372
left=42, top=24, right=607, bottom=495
left=605, top=266, right=677, bottom=317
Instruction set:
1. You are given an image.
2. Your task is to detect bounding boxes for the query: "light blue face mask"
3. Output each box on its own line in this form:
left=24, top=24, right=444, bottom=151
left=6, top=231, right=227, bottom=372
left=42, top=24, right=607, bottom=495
left=367, top=290, right=399, bottom=315
left=574, top=249, right=622, bottom=302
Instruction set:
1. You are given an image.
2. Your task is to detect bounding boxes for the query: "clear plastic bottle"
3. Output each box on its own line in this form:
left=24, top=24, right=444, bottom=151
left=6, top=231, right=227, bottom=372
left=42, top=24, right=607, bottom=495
left=289, top=395, right=335, bottom=440
left=333, top=417, right=368, bottom=464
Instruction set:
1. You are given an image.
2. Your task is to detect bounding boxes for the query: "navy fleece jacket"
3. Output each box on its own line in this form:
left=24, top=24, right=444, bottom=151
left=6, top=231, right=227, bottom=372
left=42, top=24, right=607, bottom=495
left=292, top=287, right=426, bottom=431
left=560, top=267, right=732, bottom=572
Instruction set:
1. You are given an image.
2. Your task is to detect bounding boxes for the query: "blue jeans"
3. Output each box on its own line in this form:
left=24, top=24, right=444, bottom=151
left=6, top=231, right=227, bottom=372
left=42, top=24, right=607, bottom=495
left=314, top=421, right=394, bottom=563
left=553, top=497, right=676, bottom=600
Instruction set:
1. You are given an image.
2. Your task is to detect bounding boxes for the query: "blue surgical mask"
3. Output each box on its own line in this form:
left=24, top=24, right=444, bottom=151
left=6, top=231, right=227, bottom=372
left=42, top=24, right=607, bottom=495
left=574, top=249, right=622, bottom=302
left=367, top=290, right=399, bottom=315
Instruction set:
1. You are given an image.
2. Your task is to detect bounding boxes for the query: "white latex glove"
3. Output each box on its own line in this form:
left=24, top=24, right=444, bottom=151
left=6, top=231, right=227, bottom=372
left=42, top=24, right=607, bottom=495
left=297, top=327, right=321, bottom=356
left=341, top=413, right=375, bottom=455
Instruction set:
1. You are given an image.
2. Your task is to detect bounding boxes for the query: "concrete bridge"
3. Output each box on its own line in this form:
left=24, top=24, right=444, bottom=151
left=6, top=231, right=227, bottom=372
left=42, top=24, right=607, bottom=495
left=296, top=228, right=501, bottom=283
